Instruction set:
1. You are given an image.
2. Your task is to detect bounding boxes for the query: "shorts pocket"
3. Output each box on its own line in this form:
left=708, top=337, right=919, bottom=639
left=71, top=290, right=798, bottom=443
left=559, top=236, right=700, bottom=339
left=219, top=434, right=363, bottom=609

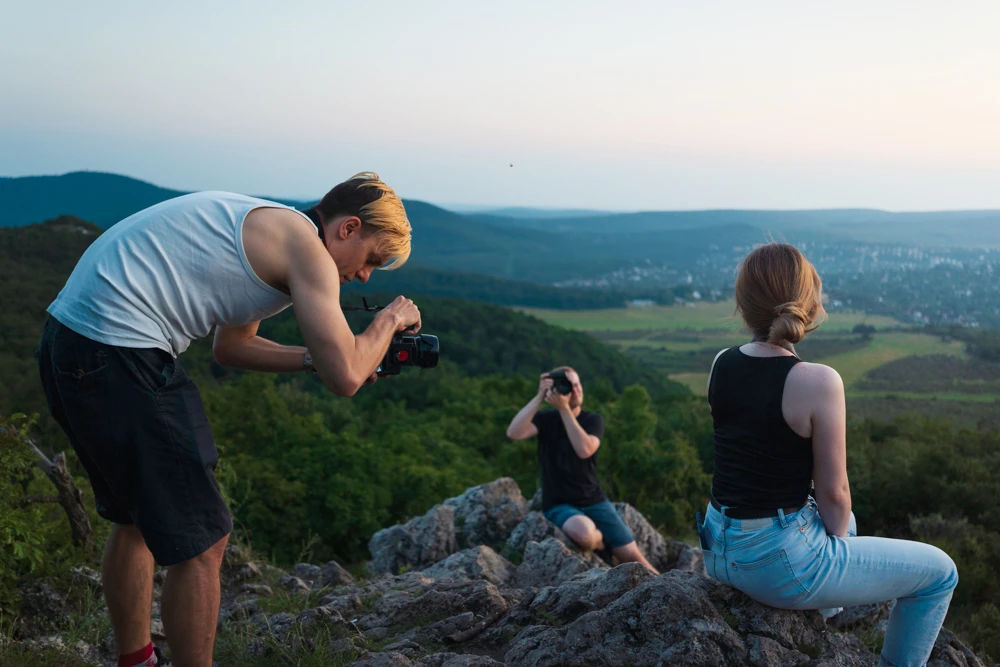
left=728, top=548, right=810, bottom=606
left=54, top=348, right=109, bottom=393
left=120, top=347, right=176, bottom=394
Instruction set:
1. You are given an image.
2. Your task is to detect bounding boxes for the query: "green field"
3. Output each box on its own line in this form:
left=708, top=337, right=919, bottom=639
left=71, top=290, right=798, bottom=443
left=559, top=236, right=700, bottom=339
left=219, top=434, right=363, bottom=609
left=514, top=301, right=998, bottom=424
left=517, top=301, right=901, bottom=334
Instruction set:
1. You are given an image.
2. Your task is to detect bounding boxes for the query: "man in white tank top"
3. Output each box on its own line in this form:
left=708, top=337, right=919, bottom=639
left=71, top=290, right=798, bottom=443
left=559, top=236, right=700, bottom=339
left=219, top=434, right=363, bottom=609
left=38, top=172, right=420, bottom=667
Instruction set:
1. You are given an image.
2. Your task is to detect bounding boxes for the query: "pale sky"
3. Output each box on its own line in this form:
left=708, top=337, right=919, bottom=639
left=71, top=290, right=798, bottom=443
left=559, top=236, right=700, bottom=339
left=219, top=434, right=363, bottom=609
left=2, top=0, right=999, bottom=210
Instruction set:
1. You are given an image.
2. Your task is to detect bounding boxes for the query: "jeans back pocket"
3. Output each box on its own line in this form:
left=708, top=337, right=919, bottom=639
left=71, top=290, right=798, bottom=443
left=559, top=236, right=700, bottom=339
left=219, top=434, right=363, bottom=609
left=728, top=548, right=810, bottom=607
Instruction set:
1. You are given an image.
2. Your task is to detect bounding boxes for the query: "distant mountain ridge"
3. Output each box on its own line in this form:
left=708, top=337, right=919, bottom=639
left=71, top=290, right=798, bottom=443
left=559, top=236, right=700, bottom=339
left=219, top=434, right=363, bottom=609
left=0, top=171, right=310, bottom=228
left=4, top=172, right=1000, bottom=287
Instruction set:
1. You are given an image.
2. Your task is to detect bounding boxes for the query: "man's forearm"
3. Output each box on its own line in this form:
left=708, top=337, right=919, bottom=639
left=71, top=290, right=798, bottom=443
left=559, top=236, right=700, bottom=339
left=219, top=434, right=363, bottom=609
left=347, top=310, right=402, bottom=376
left=559, top=410, right=599, bottom=458
left=214, top=332, right=311, bottom=373
left=507, top=395, right=543, bottom=439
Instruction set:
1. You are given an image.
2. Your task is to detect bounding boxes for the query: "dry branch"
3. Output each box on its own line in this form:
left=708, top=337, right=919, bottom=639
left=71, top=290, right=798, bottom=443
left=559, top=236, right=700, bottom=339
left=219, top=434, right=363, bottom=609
left=27, top=436, right=93, bottom=549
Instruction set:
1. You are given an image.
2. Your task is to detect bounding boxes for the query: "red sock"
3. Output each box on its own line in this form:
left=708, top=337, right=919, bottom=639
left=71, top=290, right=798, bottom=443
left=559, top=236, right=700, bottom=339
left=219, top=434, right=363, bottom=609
left=118, top=642, right=157, bottom=667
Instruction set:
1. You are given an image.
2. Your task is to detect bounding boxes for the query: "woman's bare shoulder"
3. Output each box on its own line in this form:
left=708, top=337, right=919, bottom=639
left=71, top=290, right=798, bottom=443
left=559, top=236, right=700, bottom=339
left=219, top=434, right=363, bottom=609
left=787, top=361, right=844, bottom=395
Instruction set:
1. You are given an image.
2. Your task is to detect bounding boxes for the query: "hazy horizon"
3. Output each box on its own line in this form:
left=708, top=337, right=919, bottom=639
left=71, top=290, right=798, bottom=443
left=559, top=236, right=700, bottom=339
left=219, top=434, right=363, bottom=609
left=3, top=1, right=999, bottom=210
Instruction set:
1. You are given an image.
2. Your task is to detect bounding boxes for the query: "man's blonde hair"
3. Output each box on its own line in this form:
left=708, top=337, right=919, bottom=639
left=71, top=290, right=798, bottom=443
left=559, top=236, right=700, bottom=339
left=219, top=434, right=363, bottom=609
left=315, top=171, right=411, bottom=269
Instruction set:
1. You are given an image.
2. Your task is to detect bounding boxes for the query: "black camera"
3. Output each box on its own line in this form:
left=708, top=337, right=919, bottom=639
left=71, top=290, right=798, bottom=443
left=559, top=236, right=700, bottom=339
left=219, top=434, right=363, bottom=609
left=545, top=369, right=573, bottom=395
left=378, top=334, right=440, bottom=376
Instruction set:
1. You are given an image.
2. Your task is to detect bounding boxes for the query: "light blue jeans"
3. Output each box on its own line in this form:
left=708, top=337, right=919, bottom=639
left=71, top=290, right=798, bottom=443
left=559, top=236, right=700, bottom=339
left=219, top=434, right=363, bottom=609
left=699, top=499, right=957, bottom=667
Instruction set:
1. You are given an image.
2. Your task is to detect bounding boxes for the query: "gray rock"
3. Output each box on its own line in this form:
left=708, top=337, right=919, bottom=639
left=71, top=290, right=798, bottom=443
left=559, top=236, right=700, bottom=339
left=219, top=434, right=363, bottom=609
left=219, top=597, right=261, bottom=628
left=350, top=651, right=415, bottom=666
left=369, top=504, right=458, bottom=574
left=515, top=538, right=602, bottom=588
left=318, top=591, right=365, bottom=617
left=503, top=570, right=881, bottom=666
left=930, top=628, right=988, bottom=667
left=149, top=617, right=166, bottom=642
left=613, top=502, right=671, bottom=571
left=296, top=604, right=354, bottom=638
left=505, top=511, right=573, bottom=555
left=278, top=575, right=311, bottom=594
left=746, top=633, right=811, bottom=664
left=16, top=580, right=69, bottom=637
left=828, top=601, right=893, bottom=631
left=443, top=477, right=528, bottom=549
left=369, top=580, right=509, bottom=634
left=528, top=562, right=654, bottom=624
left=321, top=559, right=356, bottom=586
left=241, top=583, right=273, bottom=596
left=528, top=487, right=543, bottom=511
left=291, top=562, right=323, bottom=585
left=672, top=541, right=706, bottom=575
left=421, top=546, right=515, bottom=585
left=416, top=653, right=504, bottom=666
left=234, top=561, right=262, bottom=583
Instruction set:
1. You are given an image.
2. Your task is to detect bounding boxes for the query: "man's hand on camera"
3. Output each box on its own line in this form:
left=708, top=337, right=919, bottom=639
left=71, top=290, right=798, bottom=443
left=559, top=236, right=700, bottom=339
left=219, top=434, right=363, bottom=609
left=379, top=295, right=422, bottom=333
left=545, top=388, right=572, bottom=411
left=537, top=373, right=554, bottom=398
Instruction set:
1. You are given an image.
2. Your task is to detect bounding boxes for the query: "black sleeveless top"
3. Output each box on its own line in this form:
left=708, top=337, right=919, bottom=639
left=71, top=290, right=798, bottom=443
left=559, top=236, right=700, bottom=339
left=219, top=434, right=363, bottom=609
left=708, top=346, right=813, bottom=509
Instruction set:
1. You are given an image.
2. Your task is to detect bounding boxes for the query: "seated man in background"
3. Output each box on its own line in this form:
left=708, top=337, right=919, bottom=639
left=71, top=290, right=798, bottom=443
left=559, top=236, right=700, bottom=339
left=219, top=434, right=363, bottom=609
left=506, top=366, right=658, bottom=574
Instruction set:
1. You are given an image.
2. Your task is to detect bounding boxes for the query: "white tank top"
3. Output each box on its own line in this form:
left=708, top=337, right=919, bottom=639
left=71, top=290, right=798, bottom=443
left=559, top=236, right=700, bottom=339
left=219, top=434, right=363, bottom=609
left=48, top=191, right=313, bottom=357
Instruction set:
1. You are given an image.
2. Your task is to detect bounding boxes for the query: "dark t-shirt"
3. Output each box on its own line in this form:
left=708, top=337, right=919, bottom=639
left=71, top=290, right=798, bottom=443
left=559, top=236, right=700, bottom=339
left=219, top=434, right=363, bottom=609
left=532, top=409, right=606, bottom=510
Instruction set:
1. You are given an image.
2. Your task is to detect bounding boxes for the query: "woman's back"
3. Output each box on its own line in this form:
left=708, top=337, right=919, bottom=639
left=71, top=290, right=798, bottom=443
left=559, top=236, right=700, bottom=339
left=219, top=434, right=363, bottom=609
left=709, top=345, right=812, bottom=510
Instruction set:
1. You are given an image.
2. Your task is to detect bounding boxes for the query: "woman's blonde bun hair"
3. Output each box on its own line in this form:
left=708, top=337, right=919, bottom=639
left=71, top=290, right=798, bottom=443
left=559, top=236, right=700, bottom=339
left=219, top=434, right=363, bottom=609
left=734, top=243, right=826, bottom=344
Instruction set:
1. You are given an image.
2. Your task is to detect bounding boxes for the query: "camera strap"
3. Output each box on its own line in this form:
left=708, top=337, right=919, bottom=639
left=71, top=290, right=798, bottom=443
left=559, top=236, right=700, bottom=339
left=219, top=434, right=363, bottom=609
left=341, top=298, right=383, bottom=312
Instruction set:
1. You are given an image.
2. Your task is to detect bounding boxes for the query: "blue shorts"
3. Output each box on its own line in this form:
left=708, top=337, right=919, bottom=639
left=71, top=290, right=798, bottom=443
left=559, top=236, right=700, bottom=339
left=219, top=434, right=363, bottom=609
left=544, top=499, right=635, bottom=548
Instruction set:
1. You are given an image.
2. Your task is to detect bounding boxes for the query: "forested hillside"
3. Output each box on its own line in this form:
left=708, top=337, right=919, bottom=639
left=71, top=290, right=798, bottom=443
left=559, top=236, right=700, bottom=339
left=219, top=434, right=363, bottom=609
left=2, top=218, right=1000, bottom=657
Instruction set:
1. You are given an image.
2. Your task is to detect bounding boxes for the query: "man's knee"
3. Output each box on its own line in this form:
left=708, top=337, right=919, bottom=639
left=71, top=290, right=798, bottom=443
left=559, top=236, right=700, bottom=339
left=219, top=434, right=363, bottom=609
left=170, top=533, right=230, bottom=571
left=562, top=516, right=602, bottom=550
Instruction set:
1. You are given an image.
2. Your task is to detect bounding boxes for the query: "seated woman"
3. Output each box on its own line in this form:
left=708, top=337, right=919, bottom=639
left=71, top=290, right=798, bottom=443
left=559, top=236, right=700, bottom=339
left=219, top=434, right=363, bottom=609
left=698, top=243, right=957, bottom=667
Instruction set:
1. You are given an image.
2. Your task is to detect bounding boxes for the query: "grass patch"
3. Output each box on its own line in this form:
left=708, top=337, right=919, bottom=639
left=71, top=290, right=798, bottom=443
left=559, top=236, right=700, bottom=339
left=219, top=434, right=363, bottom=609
left=516, top=301, right=900, bottom=333
left=516, top=302, right=955, bottom=399
left=60, top=583, right=111, bottom=649
left=257, top=585, right=333, bottom=616
left=215, top=620, right=361, bottom=667
left=818, top=332, right=966, bottom=389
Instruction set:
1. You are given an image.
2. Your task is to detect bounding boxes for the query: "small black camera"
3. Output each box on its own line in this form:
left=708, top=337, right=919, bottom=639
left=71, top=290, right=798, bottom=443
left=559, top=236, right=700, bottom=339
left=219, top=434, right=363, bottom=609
left=378, top=334, right=440, bottom=376
left=545, top=369, right=573, bottom=395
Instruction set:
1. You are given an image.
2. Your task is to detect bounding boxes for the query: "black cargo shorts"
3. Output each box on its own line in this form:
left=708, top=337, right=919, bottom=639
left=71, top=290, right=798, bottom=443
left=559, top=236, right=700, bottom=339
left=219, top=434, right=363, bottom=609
left=38, top=316, right=232, bottom=565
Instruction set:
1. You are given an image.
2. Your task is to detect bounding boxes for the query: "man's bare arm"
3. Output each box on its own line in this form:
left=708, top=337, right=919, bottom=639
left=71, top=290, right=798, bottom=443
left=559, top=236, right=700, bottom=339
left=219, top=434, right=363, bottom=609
left=287, top=233, right=417, bottom=395
left=557, top=408, right=600, bottom=459
left=213, top=321, right=309, bottom=372
left=222, top=208, right=419, bottom=395
left=507, top=375, right=553, bottom=440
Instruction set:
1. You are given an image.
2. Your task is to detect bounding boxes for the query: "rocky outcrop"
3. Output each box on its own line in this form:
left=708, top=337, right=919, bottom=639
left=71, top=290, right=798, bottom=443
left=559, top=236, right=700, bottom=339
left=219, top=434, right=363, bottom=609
left=369, top=503, right=458, bottom=574
left=443, top=477, right=529, bottom=550
left=10, top=477, right=987, bottom=666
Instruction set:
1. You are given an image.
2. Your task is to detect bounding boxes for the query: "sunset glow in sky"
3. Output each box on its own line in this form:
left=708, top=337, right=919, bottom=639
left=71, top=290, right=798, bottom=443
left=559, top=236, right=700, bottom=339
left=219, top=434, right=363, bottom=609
left=3, top=1, right=999, bottom=209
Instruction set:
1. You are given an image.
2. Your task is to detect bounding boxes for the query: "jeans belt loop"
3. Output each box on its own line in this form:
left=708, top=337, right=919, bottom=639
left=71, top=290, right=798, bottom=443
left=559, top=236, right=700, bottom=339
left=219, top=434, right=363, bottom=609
left=777, top=507, right=788, bottom=528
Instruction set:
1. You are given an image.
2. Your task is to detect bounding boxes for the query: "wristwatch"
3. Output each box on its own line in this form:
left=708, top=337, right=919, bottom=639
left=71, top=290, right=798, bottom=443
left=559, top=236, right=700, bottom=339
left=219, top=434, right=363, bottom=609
left=303, top=351, right=316, bottom=372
